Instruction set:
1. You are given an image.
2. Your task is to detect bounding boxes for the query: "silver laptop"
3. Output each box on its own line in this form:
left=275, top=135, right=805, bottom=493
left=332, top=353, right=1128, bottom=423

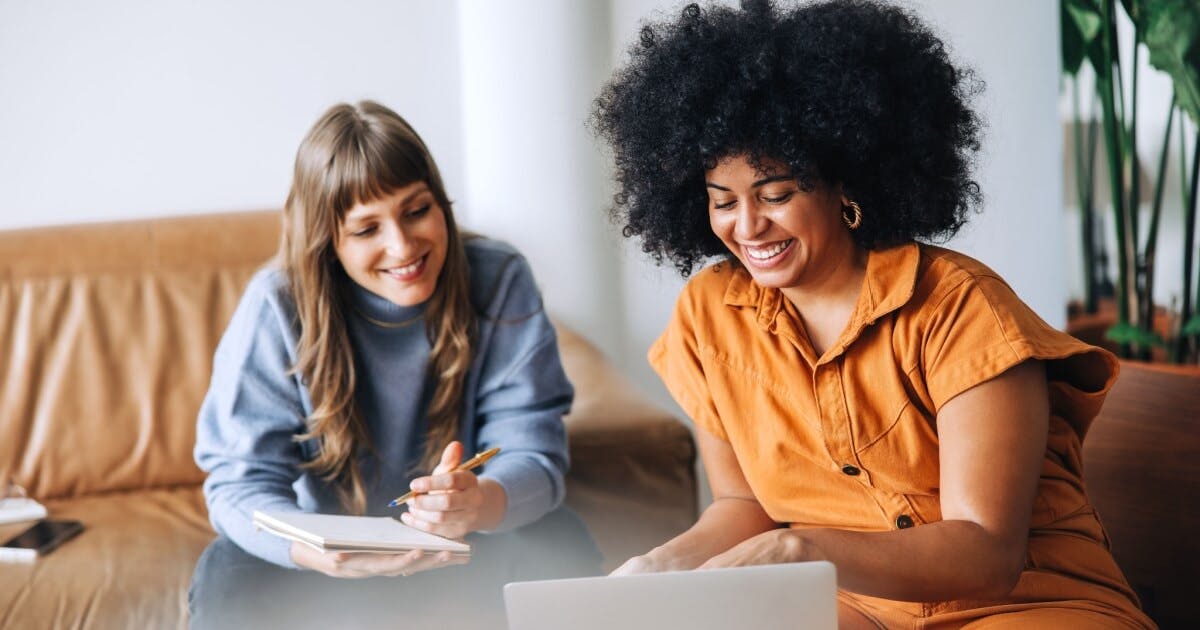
left=504, top=561, right=837, bottom=630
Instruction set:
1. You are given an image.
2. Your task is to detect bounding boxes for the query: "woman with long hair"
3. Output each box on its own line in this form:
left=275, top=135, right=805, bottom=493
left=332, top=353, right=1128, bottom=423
left=190, top=100, right=597, bottom=628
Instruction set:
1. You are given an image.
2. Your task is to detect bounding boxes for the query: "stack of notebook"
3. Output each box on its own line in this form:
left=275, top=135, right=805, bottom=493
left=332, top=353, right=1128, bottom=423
left=0, top=496, right=46, bottom=526
left=252, top=510, right=471, bottom=558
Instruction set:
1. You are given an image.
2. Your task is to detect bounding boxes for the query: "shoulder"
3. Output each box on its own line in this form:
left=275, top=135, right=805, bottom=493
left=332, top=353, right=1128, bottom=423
left=209, top=266, right=300, bottom=374
left=899, top=246, right=1116, bottom=426
left=917, top=245, right=1006, bottom=291
left=676, top=260, right=743, bottom=310
left=244, top=266, right=291, bottom=301
left=655, top=259, right=759, bottom=355
left=464, top=237, right=540, bottom=317
left=686, top=260, right=743, bottom=294
left=907, top=245, right=1027, bottom=317
left=242, top=267, right=296, bottom=314
left=465, top=236, right=523, bottom=270
left=228, top=266, right=298, bottom=337
left=670, top=259, right=755, bottom=328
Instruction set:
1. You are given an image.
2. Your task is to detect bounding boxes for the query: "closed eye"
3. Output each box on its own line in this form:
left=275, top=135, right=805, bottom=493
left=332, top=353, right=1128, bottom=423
left=762, top=192, right=794, bottom=204
left=350, top=225, right=377, bottom=237
left=712, top=199, right=736, bottom=210
left=406, top=204, right=431, bottom=219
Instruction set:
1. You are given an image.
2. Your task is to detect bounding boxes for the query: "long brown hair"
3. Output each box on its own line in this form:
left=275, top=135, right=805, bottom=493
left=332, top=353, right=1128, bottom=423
left=280, top=101, right=475, bottom=514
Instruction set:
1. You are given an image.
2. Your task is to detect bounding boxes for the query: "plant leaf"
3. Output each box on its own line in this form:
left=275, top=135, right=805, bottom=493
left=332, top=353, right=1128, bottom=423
left=1136, top=0, right=1200, bottom=124
left=1182, top=313, right=1200, bottom=337
left=1105, top=321, right=1165, bottom=346
left=1063, top=0, right=1104, bottom=75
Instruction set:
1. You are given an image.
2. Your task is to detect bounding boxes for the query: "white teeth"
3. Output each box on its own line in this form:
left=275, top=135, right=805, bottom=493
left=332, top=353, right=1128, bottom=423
left=746, top=240, right=792, bottom=260
left=388, top=258, right=423, bottom=275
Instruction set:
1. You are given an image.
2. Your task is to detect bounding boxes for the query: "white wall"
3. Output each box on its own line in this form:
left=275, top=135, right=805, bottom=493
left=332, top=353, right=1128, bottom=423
left=0, top=0, right=464, bottom=228
left=908, top=0, right=1065, bottom=328
left=456, top=1, right=625, bottom=356
left=2, top=0, right=1064, bottom=390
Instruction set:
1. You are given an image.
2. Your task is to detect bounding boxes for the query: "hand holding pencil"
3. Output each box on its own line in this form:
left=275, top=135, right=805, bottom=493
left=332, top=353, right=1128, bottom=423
left=394, top=442, right=506, bottom=539
left=388, top=445, right=501, bottom=506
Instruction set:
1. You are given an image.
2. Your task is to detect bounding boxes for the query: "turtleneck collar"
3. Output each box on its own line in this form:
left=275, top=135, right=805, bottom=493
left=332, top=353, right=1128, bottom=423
left=344, top=277, right=427, bottom=328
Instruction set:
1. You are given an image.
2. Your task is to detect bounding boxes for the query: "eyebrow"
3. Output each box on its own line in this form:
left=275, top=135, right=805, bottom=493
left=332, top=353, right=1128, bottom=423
left=705, top=174, right=795, bottom=191
left=343, top=184, right=431, bottom=223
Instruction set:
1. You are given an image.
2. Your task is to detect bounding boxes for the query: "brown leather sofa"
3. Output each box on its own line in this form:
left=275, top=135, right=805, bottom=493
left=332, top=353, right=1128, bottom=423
left=0, top=210, right=698, bottom=628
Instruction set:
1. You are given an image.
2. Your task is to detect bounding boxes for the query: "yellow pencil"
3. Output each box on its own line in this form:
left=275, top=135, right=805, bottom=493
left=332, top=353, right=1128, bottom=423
left=387, top=446, right=501, bottom=507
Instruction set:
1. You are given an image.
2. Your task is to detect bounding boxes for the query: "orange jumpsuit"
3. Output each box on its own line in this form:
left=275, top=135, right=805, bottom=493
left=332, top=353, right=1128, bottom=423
left=649, top=243, right=1154, bottom=629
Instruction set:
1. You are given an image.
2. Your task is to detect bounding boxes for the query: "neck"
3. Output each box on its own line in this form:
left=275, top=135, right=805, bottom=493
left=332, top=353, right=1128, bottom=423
left=779, top=244, right=868, bottom=358
left=780, top=243, right=869, bottom=315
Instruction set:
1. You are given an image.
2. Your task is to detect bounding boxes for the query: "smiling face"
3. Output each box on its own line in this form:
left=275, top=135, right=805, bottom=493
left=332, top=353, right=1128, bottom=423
left=706, top=155, right=859, bottom=294
left=334, top=180, right=448, bottom=307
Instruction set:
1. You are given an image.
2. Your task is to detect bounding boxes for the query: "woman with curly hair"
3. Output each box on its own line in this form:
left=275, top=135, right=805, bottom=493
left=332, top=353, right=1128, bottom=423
left=593, top=1, right=1152, bottom=627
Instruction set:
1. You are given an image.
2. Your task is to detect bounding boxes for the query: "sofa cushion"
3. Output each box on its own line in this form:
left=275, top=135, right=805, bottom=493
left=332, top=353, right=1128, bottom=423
left=0, top=212, right=279, bottom=499
left=0, top=487, right=213, bottom=629
left=554, top=324, right=697, bottom=569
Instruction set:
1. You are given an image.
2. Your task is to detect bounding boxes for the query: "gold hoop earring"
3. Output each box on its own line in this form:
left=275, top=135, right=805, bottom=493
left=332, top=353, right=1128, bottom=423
left=842, top=201, right=862, bottom=230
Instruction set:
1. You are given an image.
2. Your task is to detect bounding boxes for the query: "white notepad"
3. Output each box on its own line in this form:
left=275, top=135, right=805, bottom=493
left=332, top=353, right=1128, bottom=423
left=0, top=497, right=47, bottom=526
left=252, top=510, right=470, bottom=557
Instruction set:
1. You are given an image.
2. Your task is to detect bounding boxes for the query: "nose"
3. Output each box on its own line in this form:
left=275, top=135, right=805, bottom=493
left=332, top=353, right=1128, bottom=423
left=732, top=202, right=766, bottom=241
left=382, top=222, right=412, bottom=258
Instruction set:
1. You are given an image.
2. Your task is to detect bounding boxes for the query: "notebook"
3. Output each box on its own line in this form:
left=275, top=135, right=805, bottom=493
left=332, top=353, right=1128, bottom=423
left=0, top=496, right=47, bottom=526
left=505, top=561, right=837, bottom=630
left=252, top=510, right=470, bottom=557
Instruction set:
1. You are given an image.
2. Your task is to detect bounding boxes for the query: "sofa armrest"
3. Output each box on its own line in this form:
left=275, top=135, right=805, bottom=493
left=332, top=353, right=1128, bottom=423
left=554, top=323, right=698, bottom=571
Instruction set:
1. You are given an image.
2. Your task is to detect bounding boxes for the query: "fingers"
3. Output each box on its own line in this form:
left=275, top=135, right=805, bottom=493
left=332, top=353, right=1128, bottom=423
left=301, top=548, right=466, bottom=579
left=407, top=477, right=483, bottom=511
left=400, top=510, right=470, bottom=540
left=610, top=555, right=654, bottom=576
left=431, top=440, right=463, bottom=475
left=408, top=469, right=478, bottom=495
left=391, top=549, right=467, bottom=576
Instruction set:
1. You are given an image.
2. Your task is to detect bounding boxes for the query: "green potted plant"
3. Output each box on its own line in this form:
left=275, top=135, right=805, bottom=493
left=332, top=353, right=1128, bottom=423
left=1062, top=0, right=1200, bottom=364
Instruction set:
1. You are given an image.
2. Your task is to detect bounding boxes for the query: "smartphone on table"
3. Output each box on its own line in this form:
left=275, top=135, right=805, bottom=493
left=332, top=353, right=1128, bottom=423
left=0, top=519, right=84, bottom=562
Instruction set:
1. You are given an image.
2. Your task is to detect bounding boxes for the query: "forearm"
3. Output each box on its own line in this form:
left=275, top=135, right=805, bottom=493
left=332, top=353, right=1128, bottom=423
left=790, top=519, right=1026, bottom=601
left=649, top=498, right=778, bottom=570
left=206, top=488, right=301, bottom=568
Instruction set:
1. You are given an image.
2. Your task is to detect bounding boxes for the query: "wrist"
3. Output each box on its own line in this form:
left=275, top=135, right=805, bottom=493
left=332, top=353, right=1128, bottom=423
left=778, top=527, right=821, bottom=563
left=475, top=477, right=507, bottom=531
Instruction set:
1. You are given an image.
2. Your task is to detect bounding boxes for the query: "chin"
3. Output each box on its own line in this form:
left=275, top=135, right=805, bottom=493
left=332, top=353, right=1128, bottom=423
left=387, top=288, right=434, bottom=307
left=742, top=267, right=801, bottom=290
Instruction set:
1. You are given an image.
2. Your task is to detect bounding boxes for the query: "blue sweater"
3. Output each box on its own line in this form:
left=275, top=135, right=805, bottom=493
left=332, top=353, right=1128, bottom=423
left=194, top=238, right=573, bottom=568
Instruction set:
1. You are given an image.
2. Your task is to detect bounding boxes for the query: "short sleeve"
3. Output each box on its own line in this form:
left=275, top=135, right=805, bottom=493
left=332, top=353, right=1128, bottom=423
left=920, top=273, right=1117, bottom=435
left=648, top=281, right=727, bottom=441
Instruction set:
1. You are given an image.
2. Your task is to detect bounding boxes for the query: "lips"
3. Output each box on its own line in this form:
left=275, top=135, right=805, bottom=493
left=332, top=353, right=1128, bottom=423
left=742, top=239, right=795, bottom=269
left=381, top=253, right=427, bottom=282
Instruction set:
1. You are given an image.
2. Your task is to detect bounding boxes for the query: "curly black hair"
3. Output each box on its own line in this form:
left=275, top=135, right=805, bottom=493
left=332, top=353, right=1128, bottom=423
left=591, top=0, right=983, bottom=276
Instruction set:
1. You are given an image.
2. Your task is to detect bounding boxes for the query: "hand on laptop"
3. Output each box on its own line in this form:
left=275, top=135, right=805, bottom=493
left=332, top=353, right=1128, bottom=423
left=610, top=547, right=699, bottom=576
left=612, top=528, right=805, bottom=576
left=610, top=554, right=660, bottom=576
left=696, top=529, right=804, bottom=570
left=290, top=542, right=467, bottom=578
